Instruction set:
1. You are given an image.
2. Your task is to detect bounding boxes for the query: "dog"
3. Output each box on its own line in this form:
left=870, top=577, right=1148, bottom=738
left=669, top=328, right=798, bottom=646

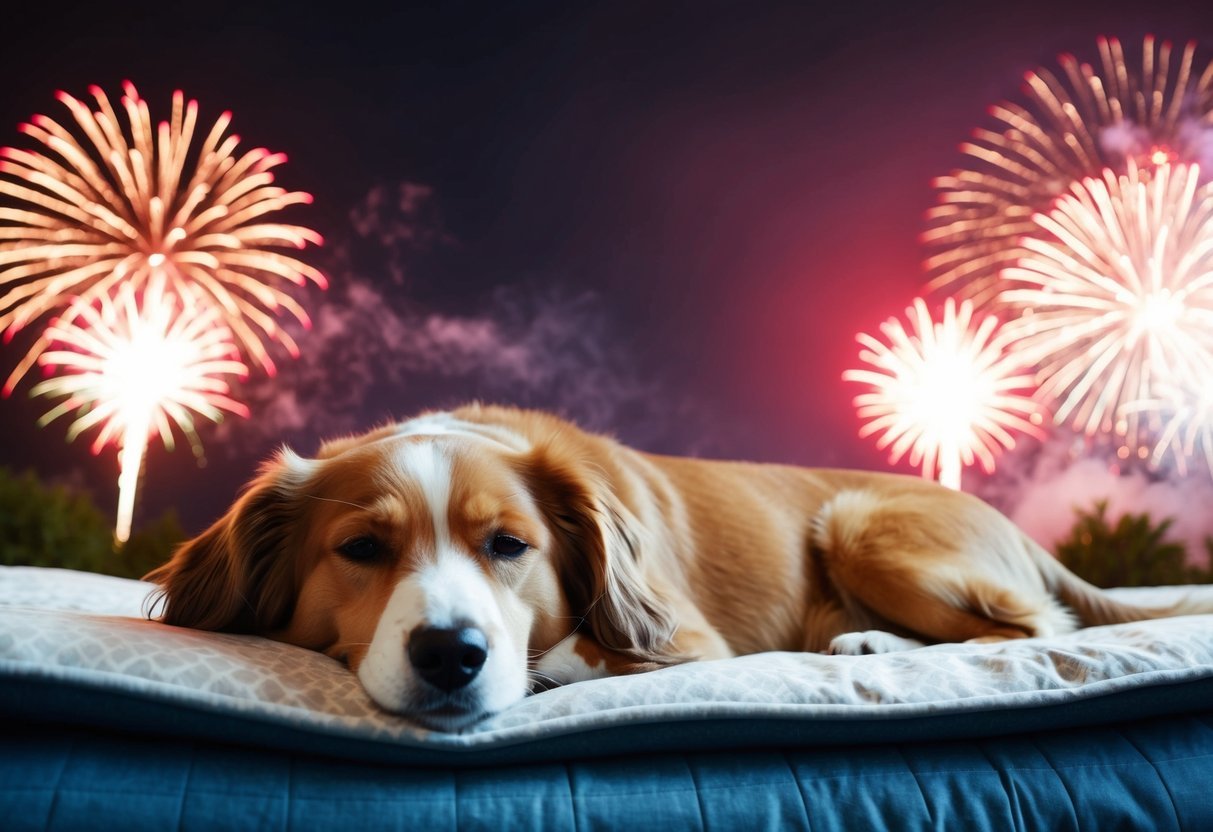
left=146, top=404, right=1210, bottom=730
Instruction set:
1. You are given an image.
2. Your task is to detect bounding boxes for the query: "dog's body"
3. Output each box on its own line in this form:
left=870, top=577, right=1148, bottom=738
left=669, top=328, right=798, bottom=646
left=148, top=404, right=1209, bottom=729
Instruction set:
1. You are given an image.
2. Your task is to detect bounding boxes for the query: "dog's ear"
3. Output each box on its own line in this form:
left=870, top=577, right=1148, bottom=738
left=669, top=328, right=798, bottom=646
left=519, top=439, right=680, bottom=667
left=143, top=448, right=315, bottom=632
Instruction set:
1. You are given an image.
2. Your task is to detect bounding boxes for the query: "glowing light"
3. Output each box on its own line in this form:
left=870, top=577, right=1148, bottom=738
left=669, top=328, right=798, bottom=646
left=0, top=81, right=325, bottom=392
left=31, top=277, right=249, bottom=542
left=844, top=297, right=1043, bottom=489
left=999, top=161, right=1213, bottom=452
left=924, top=36, right=1213, bottom=305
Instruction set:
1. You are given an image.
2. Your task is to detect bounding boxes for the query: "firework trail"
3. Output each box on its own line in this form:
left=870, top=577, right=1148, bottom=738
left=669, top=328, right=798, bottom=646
left=924, top=36, right=1213, bottom=305
left=1000, top=161, right=1213, bottom=455
left=844, top=297, right=1043, bottom=489
left=32, top=277, right=248, bottom=542
left=0, top=81, right=325, bottom=390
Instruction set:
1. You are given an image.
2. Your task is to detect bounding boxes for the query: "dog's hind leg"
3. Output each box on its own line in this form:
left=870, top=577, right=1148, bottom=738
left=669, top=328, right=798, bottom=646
left=809, top=488, right=1076, bottom=648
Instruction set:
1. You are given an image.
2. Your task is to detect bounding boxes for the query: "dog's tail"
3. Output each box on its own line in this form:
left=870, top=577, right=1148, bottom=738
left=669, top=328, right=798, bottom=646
left=1025, top=531, right=1213, bottom=625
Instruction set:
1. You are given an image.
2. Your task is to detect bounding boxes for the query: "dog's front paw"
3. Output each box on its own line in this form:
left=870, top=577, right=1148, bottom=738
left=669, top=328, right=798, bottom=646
left=827, top=631, right=924, bottom=656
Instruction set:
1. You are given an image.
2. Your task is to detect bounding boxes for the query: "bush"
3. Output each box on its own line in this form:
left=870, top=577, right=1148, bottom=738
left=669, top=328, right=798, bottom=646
left=1056, top=500, right=1212, bottom=587
left=0, top=467, right=114, bottom=574
left=0, top=467, right=183, bottom=580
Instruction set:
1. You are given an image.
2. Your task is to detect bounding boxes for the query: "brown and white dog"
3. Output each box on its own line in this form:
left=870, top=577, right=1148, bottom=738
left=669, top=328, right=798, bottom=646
left=146, top=404, right=1209, bottom=730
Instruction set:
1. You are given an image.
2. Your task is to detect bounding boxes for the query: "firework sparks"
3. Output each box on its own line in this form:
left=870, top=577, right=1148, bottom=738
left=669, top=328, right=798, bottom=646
left=1145, top=385, right=1213, bottom=477
left=999, top=161, right=1213, bottom=454
left=924, top=35, right=1213, bottom=304
left=0, top=81, right=325, bottom=391
left=844, top=297, right=1043, bottom=489
left=31, top=277, right=249, bottom=542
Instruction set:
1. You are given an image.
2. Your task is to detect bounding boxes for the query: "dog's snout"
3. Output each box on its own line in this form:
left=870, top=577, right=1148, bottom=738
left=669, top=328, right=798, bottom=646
left=408, top=626, right=489, bottom=692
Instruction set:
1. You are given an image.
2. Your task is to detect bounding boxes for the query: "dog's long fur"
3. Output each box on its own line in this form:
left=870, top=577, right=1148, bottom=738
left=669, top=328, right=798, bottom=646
left=146, top=404, right=1211, bottom=729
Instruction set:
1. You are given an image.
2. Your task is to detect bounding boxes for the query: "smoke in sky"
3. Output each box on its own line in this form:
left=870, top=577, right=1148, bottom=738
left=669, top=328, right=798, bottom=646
left=218, top=181, right=704, bottom=456
left=1176, top=116, right=1213, bottom=174
left=973, top=432, right=1213, bottom=569
left=1097, top=115, right=1213, bottom=181
left=347, top=182, right=456, bottom=286
left=1097, top=121, right=1154, bottom=161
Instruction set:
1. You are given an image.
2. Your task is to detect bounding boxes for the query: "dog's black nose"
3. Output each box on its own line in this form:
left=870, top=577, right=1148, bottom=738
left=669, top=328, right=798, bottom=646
left=407, top=626, right=489, bottom=692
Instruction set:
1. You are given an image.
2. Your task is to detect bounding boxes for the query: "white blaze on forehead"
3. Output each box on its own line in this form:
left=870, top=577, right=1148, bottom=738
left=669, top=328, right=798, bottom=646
left=357, top=429, right=535, bottom=721
left=391, top=411, right=530, bottom=452
left=417, top=554, right=506, bottom=630
left=395, top=440, right=454, bottom=551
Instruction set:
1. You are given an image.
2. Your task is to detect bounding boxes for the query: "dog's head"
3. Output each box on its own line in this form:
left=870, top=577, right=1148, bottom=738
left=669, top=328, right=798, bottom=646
left=145, top=412, right=678, bottom=729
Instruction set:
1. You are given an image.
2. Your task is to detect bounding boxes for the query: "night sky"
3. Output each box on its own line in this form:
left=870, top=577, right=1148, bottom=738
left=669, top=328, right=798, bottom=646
left=2, top=0, right=1211, bottom=537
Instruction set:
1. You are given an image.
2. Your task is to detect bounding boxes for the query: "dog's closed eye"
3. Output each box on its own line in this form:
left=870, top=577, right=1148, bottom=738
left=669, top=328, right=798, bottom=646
left=486, top=534, right=529, bottom=559
left=336, top=536, right=387, bottom=563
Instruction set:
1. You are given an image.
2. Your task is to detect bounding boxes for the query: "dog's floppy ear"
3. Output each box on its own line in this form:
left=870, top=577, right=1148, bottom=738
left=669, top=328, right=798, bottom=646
left=143, top=448, right=315, bottom=632
left=520, top=439, right=680, bottom=667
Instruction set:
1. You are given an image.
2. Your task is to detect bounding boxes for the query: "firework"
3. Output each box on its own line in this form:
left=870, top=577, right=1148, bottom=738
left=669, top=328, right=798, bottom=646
left=32, top=277, right=249, bottom=542
left=999, top=161, right=1213, bottom=454
left=844, top=297, right=1043, bottom=489
left=0, top=81, right=325, bottom=390
left=924, top=36, right=1213, bottom=305
left=1145, top=385, right=1213, bottom=476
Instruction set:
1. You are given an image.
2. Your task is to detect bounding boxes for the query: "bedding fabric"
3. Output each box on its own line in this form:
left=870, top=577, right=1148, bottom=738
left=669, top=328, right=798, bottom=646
left=5, top=714, right=1212, bottom=832
left=2, top=566, right=1213, bottom=829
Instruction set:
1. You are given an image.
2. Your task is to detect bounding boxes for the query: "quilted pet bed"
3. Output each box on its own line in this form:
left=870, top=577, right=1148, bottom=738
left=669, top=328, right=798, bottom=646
left=3, top=565, right=1213, bottom=829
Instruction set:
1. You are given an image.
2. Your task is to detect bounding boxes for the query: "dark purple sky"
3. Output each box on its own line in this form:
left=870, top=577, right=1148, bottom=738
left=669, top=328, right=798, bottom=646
left=1, top=0, right=1211, bottom=534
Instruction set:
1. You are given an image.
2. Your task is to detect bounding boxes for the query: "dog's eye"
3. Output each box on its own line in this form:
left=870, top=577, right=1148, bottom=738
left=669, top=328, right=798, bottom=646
left=487, top=534, right=529, bottom=559
left=336, top=536, right=383, bottom=563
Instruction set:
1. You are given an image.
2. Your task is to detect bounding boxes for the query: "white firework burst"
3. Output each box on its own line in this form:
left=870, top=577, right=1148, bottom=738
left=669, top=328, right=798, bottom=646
left=925, top=35, right=1213, bottom=305
left=32, top=276, right=248, bottom=541
left=844, top=297, right=1043, bottom=489
left=1000, top=161, right=1213, bottom=454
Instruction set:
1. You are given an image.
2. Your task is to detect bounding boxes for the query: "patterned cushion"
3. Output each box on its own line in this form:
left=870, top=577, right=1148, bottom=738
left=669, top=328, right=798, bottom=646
left=2, top=566, right=1213, bottom=762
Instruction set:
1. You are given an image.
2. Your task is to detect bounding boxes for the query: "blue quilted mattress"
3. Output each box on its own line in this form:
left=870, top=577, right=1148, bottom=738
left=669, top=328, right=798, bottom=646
left=2, top=567, right=1212, bottom=830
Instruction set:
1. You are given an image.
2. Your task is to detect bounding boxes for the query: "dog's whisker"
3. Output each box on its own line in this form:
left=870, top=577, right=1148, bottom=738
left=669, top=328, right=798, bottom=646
left=304, top=493, right=373, bottom=511
left=527, top=669, right=561, bottom=683
left=526, top=670, right=563, bottom=692
left=526, top=618, right=591, bottom=661
left=526, top=622, right=584, bottom=654
left=330, top=641, right=372, bottom=650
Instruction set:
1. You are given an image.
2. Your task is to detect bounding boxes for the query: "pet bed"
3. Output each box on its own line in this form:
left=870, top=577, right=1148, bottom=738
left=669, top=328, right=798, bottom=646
left=2, top=565, right=1212, bottom=830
